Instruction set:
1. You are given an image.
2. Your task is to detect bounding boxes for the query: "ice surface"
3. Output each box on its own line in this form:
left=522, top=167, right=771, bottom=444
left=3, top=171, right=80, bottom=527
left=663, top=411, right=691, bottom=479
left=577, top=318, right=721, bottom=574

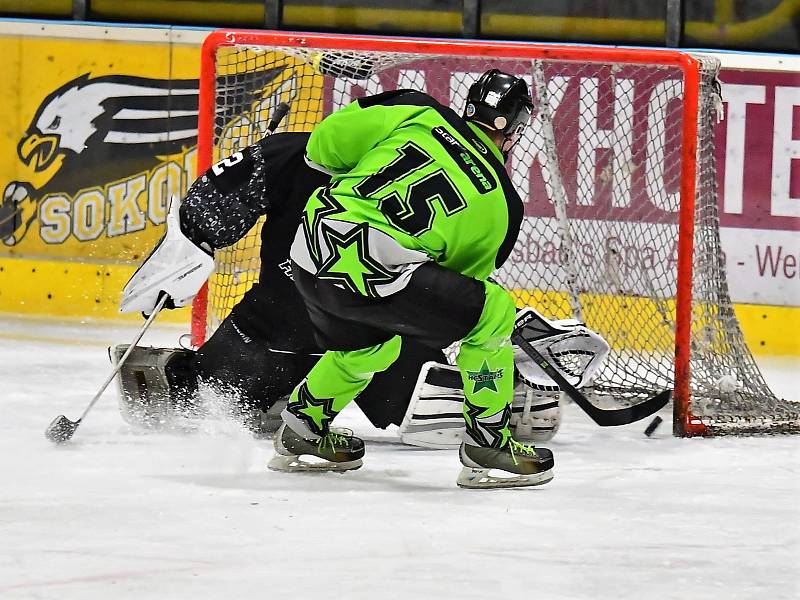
left=0, top=316, right=797, bottom=600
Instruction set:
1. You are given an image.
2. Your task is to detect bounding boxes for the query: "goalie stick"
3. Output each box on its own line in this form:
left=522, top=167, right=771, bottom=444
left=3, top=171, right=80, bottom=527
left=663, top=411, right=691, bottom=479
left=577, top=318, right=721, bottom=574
left=511, top=312, right=671, bottom=427
left=267, top=102, right=290, bottom=133
left=45, top=294, right=168, bottom=443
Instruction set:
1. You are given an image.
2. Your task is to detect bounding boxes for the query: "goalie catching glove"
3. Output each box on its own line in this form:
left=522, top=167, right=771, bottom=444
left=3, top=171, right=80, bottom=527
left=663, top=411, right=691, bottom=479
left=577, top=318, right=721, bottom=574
left=119, top=196, right=214, bottom=316
left=512, top=307, right=609, bottom=391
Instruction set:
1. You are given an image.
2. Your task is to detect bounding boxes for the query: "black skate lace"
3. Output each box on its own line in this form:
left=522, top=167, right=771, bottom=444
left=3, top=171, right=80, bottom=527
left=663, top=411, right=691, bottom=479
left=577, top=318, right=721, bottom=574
left=508, top=438, right=537, bottom=466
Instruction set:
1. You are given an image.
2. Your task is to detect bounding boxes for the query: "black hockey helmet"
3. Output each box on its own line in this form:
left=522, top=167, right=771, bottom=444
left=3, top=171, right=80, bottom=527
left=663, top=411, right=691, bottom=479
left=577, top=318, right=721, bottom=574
left=463, top=69, right=533, bottom=155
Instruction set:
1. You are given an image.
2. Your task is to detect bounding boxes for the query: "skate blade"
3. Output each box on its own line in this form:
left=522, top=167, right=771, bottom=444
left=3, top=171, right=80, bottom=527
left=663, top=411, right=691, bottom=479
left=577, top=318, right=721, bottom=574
left=267, top=453, right=363, bottom=473
left=456, top=466, right=554, bottom=489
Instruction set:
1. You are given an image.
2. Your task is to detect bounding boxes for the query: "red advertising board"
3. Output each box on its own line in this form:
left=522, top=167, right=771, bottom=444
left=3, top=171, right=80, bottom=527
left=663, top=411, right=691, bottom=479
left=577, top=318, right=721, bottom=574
left=717, top=68, right=800, bottom=305
left=326, top=59, right=799, bottom=306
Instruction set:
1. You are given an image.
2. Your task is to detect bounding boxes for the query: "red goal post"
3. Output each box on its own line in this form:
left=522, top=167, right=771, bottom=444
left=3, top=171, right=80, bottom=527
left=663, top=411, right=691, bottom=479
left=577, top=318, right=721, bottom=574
left=191, top=30, right=799, bottom=437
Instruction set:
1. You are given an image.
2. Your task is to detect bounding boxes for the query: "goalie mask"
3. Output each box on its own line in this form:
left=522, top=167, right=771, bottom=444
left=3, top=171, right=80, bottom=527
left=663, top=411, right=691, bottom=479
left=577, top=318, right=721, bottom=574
left=463, top=69, right=533, bottom=157
left=513, top=307, right=610, bottom=390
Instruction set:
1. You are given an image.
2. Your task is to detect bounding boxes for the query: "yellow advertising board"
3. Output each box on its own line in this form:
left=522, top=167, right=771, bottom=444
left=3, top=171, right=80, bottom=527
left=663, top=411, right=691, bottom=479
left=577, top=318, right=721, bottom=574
left=0, top=23, right=206, bottom=322
left=0, top=23, right=327, bottom=326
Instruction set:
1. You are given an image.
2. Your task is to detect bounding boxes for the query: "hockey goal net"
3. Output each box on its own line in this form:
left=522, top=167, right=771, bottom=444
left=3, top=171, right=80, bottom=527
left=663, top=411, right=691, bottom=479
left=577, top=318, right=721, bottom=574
left=192, top=30, right=799, bottom=437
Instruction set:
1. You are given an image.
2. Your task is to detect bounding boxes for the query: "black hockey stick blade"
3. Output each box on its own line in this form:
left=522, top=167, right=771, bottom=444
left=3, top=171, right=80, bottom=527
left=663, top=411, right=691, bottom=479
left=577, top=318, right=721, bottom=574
left=45, top=415, right=81, bottom=444
left=511, top=332, right=672, bottom=426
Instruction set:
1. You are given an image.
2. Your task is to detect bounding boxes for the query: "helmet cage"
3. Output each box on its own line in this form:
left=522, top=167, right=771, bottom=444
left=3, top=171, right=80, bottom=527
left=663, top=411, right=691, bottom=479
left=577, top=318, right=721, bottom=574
left=500, top=102, right=532, bottom=154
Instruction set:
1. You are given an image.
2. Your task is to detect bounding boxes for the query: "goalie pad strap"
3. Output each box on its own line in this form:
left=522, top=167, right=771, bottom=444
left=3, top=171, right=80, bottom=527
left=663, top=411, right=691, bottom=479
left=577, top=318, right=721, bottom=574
left=513, top=399, right=559, bottom=413
left=424, top=367, right=462, bottom=390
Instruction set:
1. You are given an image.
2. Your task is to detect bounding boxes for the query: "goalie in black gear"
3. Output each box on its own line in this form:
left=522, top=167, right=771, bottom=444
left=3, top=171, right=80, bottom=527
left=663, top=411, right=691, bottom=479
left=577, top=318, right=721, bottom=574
left=117, top=131, right=446, bottom=434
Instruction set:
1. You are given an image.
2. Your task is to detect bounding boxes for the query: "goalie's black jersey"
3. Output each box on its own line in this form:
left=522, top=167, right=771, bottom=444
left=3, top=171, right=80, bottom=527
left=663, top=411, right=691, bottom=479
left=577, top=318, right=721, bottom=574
left=182, top=132, right=447, bottom=427
left=181, top=132, right=331, bottom=352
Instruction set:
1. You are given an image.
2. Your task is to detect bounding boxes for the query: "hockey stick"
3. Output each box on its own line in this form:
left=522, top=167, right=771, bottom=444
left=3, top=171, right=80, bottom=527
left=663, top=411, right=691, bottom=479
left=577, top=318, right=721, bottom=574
left=510, top=330, right=671, bottom=427
left=45, top=294, right=168, bottom=443
left=267, top=102, right=290, bottom=134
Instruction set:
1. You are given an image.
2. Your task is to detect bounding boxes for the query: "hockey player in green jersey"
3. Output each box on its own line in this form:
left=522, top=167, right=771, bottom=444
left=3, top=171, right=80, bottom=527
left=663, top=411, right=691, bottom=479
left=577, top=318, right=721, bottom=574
left=271, top=69, right=554, bottom=488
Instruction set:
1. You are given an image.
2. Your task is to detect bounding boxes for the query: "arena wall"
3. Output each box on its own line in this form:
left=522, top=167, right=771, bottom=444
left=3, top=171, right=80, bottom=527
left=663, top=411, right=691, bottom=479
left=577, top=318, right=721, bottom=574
left=0, top=22, right=206, bottom=324
left=0, top=20, right=797, bottom=355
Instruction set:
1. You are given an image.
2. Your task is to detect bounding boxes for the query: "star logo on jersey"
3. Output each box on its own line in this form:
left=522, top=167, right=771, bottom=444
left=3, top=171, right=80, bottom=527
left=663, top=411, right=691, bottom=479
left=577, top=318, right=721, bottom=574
left=463, top=397, right=510, bottom=449
left=302, top=186, right=343, bottom=264
left=288, top=381, right=336, bottom=435
left=467, top=361, right=504, bottom=394
left=316, top=222, right=395, bottom=297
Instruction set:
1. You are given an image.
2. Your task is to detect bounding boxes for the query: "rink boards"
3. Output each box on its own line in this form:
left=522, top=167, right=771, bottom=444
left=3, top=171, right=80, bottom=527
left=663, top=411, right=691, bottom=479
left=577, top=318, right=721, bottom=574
left=0, top=21, right=796, bottom=355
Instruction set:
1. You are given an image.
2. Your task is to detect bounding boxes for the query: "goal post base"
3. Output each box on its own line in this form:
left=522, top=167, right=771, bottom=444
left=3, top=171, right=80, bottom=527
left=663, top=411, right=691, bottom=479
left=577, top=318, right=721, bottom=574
left=676, top=413, right=709, bottom=438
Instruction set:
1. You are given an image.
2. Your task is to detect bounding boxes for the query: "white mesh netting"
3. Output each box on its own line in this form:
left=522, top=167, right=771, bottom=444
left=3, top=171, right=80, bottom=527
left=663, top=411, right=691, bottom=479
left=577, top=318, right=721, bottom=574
left=199, top=39, right=799, bottom=435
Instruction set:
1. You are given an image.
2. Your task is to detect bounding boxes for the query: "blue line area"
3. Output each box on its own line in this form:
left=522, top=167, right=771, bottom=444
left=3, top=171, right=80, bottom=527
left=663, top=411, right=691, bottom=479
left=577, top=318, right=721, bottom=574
left=683, top=47, right=800, bottom=59
left=0, top=16, right=214, bottom=32
left=483, top=37, right=800, bottom=58
left=1, top=17, right=797, bottom=58
left=460, top=35, right=800, bottom=58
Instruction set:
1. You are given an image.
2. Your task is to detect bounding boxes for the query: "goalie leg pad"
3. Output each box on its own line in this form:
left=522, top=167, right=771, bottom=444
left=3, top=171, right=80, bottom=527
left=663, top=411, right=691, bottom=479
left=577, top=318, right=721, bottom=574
left=399, top=362, right=565, bottom=448
left=399, top=362, right=465, bottom=449
left=113, top=345, right=198, bottom=429
left=510, top=376, right=562, bottom=443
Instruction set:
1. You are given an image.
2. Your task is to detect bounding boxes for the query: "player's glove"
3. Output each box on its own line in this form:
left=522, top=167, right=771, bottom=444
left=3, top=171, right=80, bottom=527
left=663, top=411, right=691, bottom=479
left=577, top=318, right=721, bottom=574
left=119, top=196, right=214, bottom=316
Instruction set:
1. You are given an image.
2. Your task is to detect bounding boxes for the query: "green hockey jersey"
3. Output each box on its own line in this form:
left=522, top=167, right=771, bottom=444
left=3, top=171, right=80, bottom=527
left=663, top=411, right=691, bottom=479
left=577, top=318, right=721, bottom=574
left=290, top=90, right=523, bottom=297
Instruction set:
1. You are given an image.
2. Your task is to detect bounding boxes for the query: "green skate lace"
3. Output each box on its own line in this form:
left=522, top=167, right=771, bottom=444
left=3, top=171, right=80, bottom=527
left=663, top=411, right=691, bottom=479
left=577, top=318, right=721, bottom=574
left=508, top=438, right=537, bottom=466
left=317, top=430, right=351, bottom=452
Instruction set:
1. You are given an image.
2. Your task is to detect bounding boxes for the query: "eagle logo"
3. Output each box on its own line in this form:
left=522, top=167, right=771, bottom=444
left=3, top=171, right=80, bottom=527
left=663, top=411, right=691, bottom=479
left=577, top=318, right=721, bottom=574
left=0, top=68, right=284, bottom=245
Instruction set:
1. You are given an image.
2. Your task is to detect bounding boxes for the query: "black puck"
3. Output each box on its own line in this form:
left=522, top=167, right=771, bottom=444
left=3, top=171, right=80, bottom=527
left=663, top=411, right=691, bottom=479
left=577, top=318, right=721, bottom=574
left=644, top=415, right=663, bottom=437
